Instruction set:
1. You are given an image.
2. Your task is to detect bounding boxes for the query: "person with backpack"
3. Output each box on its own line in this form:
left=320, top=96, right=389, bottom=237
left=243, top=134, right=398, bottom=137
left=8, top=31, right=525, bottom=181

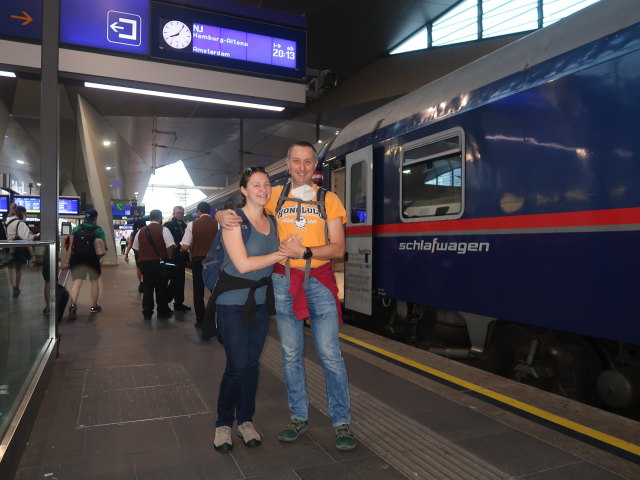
left=215, top=141, right=357, bottom=451
left=5, top=203, right=37, bottom=298
left=209, top=166, right=283, bottom=452
left=62, top=210, right=105, bottom=319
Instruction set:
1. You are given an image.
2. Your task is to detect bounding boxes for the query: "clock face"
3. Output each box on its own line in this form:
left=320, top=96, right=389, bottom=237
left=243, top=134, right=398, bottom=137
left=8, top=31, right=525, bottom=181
left=162, top=20, right=192, bottom=49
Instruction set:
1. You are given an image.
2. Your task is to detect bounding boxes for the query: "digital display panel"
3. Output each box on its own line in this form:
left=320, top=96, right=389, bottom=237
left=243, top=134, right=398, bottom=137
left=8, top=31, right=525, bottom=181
left=58, top=196, right=81, bottom=215
left=0, top=196, right=8, bottom=213
left=191, top=23, right=296, bottom=69
left=112, top=204, right=133, bottom=216
left=151, top=2, right=306, bottom=80
left=13, top=195, right=41, bottom=214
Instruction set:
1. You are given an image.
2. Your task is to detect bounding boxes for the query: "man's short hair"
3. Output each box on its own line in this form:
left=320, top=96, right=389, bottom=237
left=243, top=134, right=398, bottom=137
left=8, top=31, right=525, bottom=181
left=173, top=206, right=184, bottom=213
left=197, top=202, right=211, bottom=215
left=149, top=209, right=162, bottom=221
left=287, top=141, right=317, bottom=160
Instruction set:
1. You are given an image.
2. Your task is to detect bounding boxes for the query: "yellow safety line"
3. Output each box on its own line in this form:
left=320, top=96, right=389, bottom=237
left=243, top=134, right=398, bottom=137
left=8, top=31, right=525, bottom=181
left=339, top=332, right=640, bottom=457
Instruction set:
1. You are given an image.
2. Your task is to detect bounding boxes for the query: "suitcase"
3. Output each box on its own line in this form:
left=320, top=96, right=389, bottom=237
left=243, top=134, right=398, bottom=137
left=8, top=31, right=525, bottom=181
left=57, top=270, right=70, bottom=324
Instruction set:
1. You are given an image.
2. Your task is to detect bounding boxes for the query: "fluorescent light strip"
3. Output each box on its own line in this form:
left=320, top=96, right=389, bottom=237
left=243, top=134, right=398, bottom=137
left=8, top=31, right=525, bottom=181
left=84, top=82, right=284, bottom=112
left=0, top=71, right=16, bottom=78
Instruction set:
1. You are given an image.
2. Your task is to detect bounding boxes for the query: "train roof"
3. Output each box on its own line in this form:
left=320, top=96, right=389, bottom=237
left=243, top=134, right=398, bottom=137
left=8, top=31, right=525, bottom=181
left=327, top=0, right=640, bottom=157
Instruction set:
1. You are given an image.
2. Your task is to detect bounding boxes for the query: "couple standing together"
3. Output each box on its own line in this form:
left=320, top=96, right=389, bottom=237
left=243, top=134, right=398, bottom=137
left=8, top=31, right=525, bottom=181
left=212, top=141, right=356, bottom=452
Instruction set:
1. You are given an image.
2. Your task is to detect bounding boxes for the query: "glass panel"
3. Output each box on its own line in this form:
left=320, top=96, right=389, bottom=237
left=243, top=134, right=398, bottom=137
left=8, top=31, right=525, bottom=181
left=432, top=0, right=478, bottom=46
left=390, top=27, right=428, bottom=55
left=349, top=161, right=367, bottom=224
left=543, top=0, right=600, bottom=27
left=483, top=0, right=538, bottom=38
left=404, top=136, right=460, bottom=163
left=1, top=241, right=55, bottom=440
left=402, top=134, right=463, bottom=219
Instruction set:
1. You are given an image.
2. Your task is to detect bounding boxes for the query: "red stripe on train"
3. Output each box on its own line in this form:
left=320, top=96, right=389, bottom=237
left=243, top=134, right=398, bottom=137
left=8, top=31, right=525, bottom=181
left=345, top=207, right=640, bottom=235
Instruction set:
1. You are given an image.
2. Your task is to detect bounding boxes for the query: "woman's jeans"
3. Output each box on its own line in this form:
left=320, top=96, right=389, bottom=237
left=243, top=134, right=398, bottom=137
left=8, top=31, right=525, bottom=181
left=272, top=272, right=351, bottom=427
left=215, top=303, right=270, bottom=427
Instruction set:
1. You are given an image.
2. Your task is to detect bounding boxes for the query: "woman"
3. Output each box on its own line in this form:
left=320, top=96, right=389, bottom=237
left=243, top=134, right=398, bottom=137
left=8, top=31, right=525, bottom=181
left=5, top=203, right=36, bottom=298
left=213, top=166, right=283, bottom=452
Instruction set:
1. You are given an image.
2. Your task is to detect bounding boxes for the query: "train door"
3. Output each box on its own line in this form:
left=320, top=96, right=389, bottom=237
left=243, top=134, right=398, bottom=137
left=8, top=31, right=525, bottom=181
left=344, top=146, right=373, bottom=315
left=330, top=166, right=346, bottom=301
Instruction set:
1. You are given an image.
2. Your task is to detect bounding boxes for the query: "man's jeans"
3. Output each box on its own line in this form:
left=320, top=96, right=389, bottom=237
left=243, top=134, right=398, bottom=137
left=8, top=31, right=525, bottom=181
left=272, top=272, right=351, bottom=427
left=215, top=303, right=270, bottom=427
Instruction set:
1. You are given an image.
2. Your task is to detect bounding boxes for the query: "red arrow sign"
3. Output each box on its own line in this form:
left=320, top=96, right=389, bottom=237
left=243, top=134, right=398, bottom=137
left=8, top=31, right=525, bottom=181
left=11, top=11, right=33, bottom=26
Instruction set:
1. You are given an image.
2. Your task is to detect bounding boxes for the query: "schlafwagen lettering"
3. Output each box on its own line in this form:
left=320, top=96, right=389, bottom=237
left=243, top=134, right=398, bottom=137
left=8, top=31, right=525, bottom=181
left=399, top=238, right=490, bottom=254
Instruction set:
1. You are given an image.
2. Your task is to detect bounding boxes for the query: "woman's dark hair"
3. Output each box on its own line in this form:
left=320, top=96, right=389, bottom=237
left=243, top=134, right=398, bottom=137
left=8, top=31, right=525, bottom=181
left=237, top=166, right=269, bottom=207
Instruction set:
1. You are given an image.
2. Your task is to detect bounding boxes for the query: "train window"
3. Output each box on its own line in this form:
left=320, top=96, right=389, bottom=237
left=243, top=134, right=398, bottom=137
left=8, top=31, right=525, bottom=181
left=350, top=161, right=367, bottom=224
left=402, top=132, right=463, bottom=219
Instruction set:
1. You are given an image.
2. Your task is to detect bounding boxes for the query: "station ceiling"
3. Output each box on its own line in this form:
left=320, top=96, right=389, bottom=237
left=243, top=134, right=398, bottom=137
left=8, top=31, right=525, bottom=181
left=1, top=0, right=460, bottom=207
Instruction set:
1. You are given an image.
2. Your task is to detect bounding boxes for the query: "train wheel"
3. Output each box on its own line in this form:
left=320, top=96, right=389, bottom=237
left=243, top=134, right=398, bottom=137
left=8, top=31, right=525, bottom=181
left=512, top=332, right=603, bottom=406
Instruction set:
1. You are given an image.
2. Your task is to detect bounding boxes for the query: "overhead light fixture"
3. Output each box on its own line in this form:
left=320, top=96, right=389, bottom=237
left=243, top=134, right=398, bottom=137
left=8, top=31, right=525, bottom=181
left=0, top=71, right=16, bottom=78
left=84, top=82, right=285, bottom=112
left=16, top=159, right=25, bottom=164
left=103, top=140, right=112, bottom=146
left=106, top=166, right=112, bottom=171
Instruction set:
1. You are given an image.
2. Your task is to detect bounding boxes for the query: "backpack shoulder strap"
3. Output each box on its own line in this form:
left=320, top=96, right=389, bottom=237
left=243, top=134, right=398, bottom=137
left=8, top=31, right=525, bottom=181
left=316, top=187, right=328, bottom=220
left=234, top=208, right=252, bottom=244
left=275, top=180, right=292, bottom=215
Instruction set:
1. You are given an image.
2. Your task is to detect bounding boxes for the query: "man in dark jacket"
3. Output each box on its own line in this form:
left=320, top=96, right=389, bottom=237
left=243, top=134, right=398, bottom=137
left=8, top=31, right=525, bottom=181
left=181, top=202, right=217, bottom=327
left=133, top=209, right=175, bottom=320
left=164, top=206, right=191, bottom=312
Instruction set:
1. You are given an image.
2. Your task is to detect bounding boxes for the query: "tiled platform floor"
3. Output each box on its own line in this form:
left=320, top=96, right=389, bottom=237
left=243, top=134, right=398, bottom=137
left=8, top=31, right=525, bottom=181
left=11, top=259, right=640, bottom=479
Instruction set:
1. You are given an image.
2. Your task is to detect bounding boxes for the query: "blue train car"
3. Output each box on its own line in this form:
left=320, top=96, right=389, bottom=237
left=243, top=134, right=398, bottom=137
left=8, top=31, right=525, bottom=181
left=320, top=0, right=640, bottom=408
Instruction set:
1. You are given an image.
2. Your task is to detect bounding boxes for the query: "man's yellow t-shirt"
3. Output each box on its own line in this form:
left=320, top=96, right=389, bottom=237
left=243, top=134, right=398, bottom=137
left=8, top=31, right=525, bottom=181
left=265, top=183, right=347, bottom=269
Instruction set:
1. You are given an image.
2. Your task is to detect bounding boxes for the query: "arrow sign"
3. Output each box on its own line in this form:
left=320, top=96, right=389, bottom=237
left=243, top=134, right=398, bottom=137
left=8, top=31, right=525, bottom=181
left=110, top=22, right=124, bottom=32
left=10, top=11, right=33, bottom=26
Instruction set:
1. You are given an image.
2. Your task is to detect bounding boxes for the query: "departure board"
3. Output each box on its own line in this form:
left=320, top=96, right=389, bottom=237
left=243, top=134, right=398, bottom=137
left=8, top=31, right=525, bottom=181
left=13, top=195, right=41, bottom=214
left=151, top=2, right=306, bottom=80
left=58, top=196, right=81, bottom=215
left=0, top=195, right=8, bottom=213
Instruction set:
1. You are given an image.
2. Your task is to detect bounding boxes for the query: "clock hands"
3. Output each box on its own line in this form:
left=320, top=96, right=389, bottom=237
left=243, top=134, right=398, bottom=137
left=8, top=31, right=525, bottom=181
left=171, top=25, right=184, bottom=37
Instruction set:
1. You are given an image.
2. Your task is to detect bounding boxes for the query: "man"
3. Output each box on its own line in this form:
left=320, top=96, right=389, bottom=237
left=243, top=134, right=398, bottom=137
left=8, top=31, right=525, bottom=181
left=216, top=141, right=356, bottom=451
left=62, top=210, right=104, bottom=319
left=132, top=209, right=175, bottom=320
left=5, top=204, right=37, bottom=298
left=164, top=206, right=191, bottom=312
left=181, top=202, right=217, bottom=327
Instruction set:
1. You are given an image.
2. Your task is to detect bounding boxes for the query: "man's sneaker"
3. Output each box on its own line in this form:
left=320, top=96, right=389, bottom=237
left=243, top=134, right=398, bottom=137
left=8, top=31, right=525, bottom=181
left=277, top=419, right=308, bottom=442
left=213, top=426, right=232, bottom=452
left=68, top=304, right=77, bottom=320
left=89, top=305, right=102, bottom=313
left=138, top=282, right=144, bottom=293
left=238, top=421, right=261, bottom=447
left=335, top=424, right=356, bottom=451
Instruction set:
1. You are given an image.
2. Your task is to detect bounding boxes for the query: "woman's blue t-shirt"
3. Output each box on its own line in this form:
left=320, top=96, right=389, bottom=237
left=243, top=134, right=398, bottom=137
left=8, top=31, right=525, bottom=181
left=216, top=218, right=279, bottom=306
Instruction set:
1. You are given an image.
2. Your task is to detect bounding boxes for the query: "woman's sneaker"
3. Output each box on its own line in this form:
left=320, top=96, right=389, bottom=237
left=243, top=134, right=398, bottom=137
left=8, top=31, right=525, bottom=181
left=90, top=305, right=102, bottom=313
left=277, top=419, right=308, bottom=442
left=213, top=426, right=232, bottom=452
left=68, top=304, right=77, bottom=320
left=237, top=421, right=261, bottom=447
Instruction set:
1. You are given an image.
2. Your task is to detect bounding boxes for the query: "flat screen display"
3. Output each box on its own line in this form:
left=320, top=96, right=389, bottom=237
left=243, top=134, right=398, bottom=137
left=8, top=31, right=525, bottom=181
left=151, top=1, right=306, bottom=80
left=0, top=195, right=8, bottom=213
left=13, top=195, right=41, bottom=214
left=112, top=204, right=133, bottom=216
left=59, top=196, right=81, bottom=215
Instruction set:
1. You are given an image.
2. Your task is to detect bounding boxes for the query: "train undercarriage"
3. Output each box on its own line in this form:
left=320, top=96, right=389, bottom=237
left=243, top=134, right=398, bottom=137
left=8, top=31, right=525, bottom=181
left=345, top=298, right=640, bottom=415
